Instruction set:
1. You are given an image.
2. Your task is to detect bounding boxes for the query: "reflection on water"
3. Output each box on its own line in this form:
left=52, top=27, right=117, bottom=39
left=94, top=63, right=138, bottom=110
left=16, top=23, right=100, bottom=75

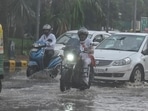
left=4, top=67, right=27, bottom=73
left=63, top=103, right=74, bottom=111
left=58, top=88, right=98, bottom=111
left=58, top=81, right=148, bottom=111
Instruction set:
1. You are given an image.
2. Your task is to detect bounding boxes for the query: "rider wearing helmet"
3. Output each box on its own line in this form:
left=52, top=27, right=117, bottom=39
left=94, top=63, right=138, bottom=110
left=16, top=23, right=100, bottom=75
left=78, top=27, right=94, bottom=54
left=38, top=24, right=56, bottom=67
left=78, top=27, right=95, bottom=86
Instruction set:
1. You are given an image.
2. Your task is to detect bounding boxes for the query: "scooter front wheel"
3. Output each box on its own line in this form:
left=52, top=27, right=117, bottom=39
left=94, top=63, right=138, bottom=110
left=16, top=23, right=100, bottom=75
left=50, top=64, right=61, bottom=78
left=26, top=66, right=37, bottom=77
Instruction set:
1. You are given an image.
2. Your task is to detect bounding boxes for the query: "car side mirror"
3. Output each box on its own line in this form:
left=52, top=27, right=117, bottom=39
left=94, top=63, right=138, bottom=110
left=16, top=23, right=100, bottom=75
left=93, top=37, right=104, bottom=43
left=142, top=48, right=148, bottom=55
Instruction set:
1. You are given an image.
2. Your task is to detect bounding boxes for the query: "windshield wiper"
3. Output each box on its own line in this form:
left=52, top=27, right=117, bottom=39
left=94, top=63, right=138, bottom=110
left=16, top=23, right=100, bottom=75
left=117, top=37, right=126, bottom=40
left=57, top=42, right=66, bottom=45
left=126, top=49, right=137, bottom=52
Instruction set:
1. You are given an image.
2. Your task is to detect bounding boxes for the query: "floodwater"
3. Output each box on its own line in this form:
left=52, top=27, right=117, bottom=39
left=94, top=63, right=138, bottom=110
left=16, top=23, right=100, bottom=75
left=0, top=69, right=148, bottom=111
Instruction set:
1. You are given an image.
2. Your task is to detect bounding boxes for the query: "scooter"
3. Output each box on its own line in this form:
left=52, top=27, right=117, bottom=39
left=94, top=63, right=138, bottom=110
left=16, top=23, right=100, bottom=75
left=26, top=41, right=62, bottom=78
left=60, top=38, right=94, bottom=92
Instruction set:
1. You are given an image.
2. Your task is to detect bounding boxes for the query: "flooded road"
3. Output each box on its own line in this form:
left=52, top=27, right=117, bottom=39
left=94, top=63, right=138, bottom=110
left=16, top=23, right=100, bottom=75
left=1, top=69, right=148, bottom=111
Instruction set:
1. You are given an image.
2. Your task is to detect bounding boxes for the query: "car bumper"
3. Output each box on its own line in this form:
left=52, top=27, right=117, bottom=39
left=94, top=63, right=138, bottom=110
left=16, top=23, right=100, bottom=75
left=94, top=65, right=132, bottom=81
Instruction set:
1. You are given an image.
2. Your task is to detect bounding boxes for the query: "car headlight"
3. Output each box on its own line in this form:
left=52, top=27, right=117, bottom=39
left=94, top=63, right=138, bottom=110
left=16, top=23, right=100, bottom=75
left=66, top=53, right=74, bottom=61
left=112, top=57, right=131, bottom=66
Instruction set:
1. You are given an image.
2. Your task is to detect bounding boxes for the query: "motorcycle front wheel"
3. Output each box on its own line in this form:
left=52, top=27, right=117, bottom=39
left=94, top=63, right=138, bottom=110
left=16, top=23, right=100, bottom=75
left=26, top=66, right=37, bottom=77
left=60, top=69, right=71, bottom=92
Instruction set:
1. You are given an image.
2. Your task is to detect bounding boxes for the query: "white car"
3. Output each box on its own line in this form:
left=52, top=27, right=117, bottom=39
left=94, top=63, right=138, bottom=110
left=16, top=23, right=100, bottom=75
left=108, top=30, right=120, bottom=35
left=94, top=32, right=148, bottom=83
left=55, top=30, right=111, bottom=55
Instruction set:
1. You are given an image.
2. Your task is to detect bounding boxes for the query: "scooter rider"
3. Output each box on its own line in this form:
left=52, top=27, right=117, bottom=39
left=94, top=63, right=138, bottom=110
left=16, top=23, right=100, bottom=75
left=77, top=27, right=95, bottom=87
left=38, top=24, right=56, bottom=67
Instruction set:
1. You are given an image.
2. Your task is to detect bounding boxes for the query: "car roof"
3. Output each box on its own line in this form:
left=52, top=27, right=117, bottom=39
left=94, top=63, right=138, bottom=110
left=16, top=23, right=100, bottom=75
left=108, top=30, right=120, bottom=34
left=66, top=30, right=110, bottom=35
left=114, top=32, right=148, bottom=36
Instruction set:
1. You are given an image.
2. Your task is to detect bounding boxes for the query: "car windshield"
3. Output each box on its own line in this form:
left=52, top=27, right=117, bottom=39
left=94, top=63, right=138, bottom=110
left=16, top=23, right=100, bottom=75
left=56, top=33, right=92, bottom=44
left=96, top=34, right=145, bottom=52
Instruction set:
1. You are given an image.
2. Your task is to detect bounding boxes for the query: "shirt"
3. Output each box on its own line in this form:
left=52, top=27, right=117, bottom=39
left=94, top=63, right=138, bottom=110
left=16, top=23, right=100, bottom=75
left=80, top=38, right=92, bottom=52
left=38, top=33, right=56, bottom=50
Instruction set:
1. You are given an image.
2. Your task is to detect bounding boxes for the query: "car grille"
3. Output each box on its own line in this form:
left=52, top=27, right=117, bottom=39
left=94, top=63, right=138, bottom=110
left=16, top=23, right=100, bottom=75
left=95, top=73, right=124, bottom=77
left=95, top=60, right=112, bottom=66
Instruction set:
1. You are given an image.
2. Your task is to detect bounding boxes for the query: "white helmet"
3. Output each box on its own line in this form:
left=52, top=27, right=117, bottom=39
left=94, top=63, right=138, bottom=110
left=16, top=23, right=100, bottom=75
left=77, top=27, right=88, bottom=41
left=77, top=27, right=88, bottom=36
left=42, top=24, right=51, bottom=30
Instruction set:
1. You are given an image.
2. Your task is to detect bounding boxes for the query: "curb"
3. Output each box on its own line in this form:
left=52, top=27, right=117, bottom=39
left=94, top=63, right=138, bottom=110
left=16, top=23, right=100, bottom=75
left=3, top=60, right=28, bottom=68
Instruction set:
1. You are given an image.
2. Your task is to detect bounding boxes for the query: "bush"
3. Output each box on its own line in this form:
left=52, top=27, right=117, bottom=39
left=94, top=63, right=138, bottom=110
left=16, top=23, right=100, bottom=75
left=8, top=38, right=35, bottom=55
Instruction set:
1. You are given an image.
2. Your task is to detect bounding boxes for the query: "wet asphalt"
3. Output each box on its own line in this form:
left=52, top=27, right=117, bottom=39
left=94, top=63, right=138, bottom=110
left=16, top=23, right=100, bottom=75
left=0, top=68, right=148, bottom=111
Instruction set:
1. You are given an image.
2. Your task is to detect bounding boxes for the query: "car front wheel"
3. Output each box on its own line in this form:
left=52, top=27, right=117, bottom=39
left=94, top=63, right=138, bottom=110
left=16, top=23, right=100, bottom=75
left=130, top=66, right=143, bottom=83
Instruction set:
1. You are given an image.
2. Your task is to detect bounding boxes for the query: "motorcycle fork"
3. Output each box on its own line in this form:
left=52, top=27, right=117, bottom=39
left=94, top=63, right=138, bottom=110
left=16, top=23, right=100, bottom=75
left=69, top=67, right=74, bottom=83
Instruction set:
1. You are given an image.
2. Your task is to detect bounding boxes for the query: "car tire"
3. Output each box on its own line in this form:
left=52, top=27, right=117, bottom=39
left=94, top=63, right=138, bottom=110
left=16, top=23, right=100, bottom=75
left=130, top=66, right=143, bottom=83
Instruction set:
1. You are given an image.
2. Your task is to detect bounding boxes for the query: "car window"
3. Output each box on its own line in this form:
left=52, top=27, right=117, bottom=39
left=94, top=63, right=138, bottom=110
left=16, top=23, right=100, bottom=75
left=56, top=33, right=78, bottom=44
left=96, top=35, right=145, bottom=52
left=104, top=34, right=110, bottom=38
left=57, top=32, right=92, bottom=44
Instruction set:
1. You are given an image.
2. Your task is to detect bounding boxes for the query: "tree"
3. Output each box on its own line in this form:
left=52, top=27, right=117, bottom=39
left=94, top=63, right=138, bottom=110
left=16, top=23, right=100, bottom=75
left=8, top=0, right=36, bottom=54
left=40, top=0, right=103, bottom=36
left=8, top=0, right=36, bottom=38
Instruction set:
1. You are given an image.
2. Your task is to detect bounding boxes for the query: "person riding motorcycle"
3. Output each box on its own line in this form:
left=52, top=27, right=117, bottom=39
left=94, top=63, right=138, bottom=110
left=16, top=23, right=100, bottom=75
left=38, top=24, right=56, bottom=67
left=78, top=27, right=95, bottom=86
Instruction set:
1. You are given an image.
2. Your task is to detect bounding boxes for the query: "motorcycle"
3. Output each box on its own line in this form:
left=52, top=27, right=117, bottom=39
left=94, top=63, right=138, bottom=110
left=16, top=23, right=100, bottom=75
left=60, top=38, right=94, bottom=92
left=26, top=41, right=63, bottom=78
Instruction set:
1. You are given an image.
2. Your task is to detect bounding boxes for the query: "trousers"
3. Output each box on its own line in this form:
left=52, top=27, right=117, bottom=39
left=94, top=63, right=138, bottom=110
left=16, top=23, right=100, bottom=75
left=44, top=49, right=54, bottom=67
left=80, top=53, right=91, bottom=85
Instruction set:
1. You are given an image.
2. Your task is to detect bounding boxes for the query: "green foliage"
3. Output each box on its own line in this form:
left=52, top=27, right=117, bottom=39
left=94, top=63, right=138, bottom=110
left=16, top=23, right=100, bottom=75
left=41, top=0, right=103, bottom=36
left=8, top=38, right=34, bottom=55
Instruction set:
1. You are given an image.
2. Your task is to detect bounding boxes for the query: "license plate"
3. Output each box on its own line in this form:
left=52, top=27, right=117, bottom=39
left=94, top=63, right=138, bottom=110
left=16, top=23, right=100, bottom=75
left=94, top=68, right=105, bottom=73
left=31, top=48, right=38, bottom=52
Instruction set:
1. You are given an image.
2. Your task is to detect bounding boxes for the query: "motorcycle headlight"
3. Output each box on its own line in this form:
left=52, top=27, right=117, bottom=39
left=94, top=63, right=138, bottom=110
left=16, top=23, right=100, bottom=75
left=66, top=53, right=74, bottom=61
left=112, top=57, right=131, bottom=66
